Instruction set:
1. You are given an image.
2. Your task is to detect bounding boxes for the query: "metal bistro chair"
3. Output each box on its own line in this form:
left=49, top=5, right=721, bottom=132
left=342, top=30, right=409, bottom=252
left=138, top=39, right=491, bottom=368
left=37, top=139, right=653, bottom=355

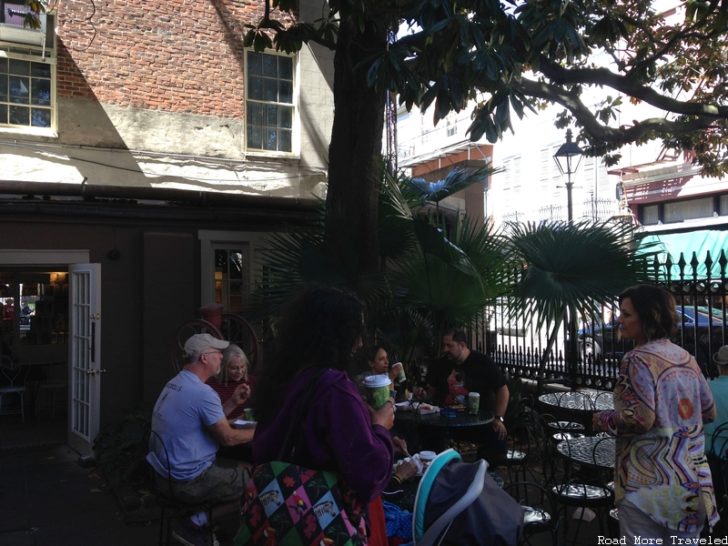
left=498, top=412, right=545, bottom=488
left=0, top=355, right=26, bottom=423
left=148, top=430, right=221, bottom=546
left=171, top=313, right=258, bottom=373
left=504, top=480, right=558, bottom=546
left=550, top=435, right=614, bottom=546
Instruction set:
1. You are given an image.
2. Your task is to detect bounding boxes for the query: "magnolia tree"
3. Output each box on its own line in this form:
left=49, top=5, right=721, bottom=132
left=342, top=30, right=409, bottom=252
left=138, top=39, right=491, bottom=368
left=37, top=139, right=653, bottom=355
left=244, top=0, right=727, bottom=275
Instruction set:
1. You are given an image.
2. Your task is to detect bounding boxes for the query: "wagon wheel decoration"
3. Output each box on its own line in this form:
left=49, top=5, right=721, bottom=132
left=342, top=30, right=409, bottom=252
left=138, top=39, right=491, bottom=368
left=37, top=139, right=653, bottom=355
left=170, top=318, right=223, bottom=373
left=219, top=313, right=258, bottom=370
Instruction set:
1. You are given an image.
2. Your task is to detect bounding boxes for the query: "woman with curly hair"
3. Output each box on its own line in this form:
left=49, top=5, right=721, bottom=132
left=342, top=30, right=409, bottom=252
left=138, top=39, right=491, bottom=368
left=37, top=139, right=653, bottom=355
left=250, top=286, right=394, bottom=545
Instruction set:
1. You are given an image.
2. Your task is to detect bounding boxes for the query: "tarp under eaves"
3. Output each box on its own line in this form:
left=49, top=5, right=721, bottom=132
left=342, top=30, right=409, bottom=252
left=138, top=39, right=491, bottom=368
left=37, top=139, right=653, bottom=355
left=639, top=229, right=728, bottom=279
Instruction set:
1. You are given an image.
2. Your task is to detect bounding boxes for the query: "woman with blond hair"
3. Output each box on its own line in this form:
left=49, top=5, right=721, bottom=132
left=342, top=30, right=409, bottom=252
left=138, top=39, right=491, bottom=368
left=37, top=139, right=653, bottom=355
left=207, top=343, right=254, bottom=419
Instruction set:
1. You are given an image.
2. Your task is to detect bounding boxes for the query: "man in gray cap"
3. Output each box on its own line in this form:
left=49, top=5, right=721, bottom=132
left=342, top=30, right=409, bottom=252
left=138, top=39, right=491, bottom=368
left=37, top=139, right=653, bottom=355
left=147, top=333, right=253, bottom=546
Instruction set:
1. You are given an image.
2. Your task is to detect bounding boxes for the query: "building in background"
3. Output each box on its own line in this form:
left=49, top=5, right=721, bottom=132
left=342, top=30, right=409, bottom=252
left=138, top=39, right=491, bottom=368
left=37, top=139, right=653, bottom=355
left=0, top=0, right=334, bottom=453
left=397, top=105, right=493, bottom=227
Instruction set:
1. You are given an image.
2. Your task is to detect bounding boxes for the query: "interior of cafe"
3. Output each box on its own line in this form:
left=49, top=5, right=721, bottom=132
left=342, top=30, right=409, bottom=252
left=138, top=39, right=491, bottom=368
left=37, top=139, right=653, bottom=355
left=0, top=269, right=69, bottom=448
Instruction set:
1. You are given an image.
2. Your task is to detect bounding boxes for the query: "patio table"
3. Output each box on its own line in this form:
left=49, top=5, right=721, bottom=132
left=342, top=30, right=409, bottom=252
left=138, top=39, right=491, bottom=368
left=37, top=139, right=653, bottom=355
left=556, top=435, right=615, bottom=469
left=538, top=389, right=614, bottom=413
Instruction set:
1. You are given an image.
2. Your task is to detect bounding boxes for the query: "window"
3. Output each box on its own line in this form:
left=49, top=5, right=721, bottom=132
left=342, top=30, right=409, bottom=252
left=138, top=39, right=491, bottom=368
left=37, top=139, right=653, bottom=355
left=446, top=118, right=456, bottom=137
left=664, top=196, right=714, bottom=223
left=641, top=204, right=659, bottom=225
left=0, top=46, right=54, bottom=130
left=213, top=246, right=250, bottom=313
left=246, top=51, right=295, bottom=153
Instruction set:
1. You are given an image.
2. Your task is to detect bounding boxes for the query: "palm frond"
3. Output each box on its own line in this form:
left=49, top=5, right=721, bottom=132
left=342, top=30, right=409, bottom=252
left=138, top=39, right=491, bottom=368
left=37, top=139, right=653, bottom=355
left=401, top=165, right=498, bottom=206
left=505, top=220, right=660, bottom=331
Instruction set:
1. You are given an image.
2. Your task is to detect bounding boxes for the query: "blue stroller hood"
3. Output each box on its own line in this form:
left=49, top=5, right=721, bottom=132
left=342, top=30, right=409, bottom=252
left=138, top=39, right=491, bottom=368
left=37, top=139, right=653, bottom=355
left=413, top=449, right=523, bottom=546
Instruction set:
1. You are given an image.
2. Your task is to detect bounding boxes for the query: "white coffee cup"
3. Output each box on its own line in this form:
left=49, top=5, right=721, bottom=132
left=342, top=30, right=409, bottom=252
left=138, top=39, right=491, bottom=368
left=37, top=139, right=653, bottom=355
left=418, top=450, right=436, bottom=468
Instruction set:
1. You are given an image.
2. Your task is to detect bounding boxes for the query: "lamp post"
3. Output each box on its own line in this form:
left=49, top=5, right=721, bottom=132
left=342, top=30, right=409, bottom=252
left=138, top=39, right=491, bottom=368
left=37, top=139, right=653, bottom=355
left=553, top=129, right=583, bottom=223
left=553, top=129, right=584, bottom=387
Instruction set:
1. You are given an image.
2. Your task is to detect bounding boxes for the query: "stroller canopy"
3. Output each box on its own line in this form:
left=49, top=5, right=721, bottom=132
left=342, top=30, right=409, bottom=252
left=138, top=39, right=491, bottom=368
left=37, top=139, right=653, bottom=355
left=413, top=449, right=523, bottom=546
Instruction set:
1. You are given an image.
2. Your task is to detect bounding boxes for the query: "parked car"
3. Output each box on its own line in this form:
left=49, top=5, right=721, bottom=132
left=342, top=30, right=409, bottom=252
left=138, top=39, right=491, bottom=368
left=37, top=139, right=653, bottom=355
left=578, top=306, right=727, bottom=369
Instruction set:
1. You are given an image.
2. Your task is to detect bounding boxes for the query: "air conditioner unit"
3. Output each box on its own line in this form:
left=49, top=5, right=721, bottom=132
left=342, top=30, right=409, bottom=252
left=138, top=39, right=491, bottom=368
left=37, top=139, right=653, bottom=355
left=0, top=2, right=47, bottom=47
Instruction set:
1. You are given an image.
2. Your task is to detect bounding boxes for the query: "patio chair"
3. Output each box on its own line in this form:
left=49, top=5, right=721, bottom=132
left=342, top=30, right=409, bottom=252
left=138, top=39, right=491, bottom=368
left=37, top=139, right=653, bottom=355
left=170, top=318, right=223, bottom=373
left=0, top=355, right=25, bottom=422
left=497, top=417, right=544, bottom=487
left=170, top=313, right=258, bottom=373
left=503, top=480, right=558, bottom=546
left=147, top=429, right=223, bottom=546
left=549, top=435, right=614, bottom=545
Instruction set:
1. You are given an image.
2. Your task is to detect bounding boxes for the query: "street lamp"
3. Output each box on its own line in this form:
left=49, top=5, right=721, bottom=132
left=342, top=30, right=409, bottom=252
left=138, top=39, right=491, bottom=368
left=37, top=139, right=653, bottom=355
left=553, top=129, right=584, bottom=387
left=553, top=129, right=583, bottom=223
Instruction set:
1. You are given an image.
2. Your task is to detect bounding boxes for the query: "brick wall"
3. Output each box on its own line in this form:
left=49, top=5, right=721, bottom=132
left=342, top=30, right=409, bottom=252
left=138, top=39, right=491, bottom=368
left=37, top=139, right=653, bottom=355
left=55, top=0, right=290, bottom=117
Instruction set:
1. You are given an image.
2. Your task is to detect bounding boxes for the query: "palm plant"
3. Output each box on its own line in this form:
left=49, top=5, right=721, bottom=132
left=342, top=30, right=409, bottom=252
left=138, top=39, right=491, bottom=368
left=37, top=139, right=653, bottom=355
left=253, top=165, right=509, bottom=363
left=504, top=220, right=660, bottom=385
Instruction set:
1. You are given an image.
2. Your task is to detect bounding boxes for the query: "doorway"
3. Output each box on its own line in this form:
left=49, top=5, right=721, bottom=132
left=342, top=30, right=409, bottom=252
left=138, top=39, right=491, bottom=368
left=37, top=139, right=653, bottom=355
left=0, top=269, right=68, bottom=449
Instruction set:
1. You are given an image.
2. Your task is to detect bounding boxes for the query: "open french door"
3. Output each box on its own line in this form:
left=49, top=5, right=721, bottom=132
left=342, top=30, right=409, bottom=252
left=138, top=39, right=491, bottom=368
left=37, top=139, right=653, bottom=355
left=67, top=263, right=102, bottom=456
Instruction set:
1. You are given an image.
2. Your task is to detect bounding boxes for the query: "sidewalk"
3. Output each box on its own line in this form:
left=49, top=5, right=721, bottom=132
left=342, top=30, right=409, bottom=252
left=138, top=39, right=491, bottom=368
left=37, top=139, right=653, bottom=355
left=0, top=444, right=158, bottom=546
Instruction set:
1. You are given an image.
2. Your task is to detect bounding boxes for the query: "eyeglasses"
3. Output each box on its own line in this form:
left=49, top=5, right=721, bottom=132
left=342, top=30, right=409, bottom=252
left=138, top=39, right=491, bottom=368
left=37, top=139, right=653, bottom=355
left=202, top=350, right=223, bottom=357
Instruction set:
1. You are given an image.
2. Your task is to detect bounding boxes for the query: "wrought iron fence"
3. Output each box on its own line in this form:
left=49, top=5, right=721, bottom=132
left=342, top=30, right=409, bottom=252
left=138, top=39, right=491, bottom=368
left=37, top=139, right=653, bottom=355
left=469, top=248, right=728, bottom=388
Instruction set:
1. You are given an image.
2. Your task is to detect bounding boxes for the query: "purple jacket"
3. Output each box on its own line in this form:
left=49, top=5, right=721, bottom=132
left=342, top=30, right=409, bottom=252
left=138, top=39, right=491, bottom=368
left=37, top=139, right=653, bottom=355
left=252, top=367, right=393, bottom=503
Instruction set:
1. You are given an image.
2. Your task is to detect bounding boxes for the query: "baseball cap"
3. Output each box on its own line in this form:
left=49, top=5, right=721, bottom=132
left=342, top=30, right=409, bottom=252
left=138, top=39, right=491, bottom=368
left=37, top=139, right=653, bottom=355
left=184, top=333, right=229, bottom=357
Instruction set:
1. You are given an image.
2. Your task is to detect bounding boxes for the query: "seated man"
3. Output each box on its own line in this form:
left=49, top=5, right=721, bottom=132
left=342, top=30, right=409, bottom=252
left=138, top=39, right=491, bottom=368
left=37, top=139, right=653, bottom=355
left=424, top=328, right=509, bottom=463
left=147, top=333, right=254, bottom=546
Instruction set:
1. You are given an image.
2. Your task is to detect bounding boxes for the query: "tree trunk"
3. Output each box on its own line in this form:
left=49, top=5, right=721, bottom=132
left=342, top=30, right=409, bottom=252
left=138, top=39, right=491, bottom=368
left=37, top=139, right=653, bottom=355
left=325, top=16, right=388, bottom=280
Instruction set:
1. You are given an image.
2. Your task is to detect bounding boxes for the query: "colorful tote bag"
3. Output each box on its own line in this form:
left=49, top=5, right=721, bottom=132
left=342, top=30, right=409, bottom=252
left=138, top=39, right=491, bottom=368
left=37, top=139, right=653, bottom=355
left=235, top=460, right=366, bottom=546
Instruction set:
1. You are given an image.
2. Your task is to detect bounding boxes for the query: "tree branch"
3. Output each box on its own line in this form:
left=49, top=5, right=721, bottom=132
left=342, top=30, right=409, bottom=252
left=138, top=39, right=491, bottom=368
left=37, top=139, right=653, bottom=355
left=536, top=57, right=728, bottom=118
left=515, top=76, right=716, bottom=149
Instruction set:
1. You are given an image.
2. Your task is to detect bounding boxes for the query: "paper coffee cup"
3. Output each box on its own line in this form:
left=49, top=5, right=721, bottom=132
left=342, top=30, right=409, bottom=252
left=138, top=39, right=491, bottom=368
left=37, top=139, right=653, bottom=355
left=363, top=374, right=392, bottom=409
left=419, top=451, right=436, bottom=468
left=392, top=362, right=407, bottom=384
left=468, top=392, right=480, bottom=415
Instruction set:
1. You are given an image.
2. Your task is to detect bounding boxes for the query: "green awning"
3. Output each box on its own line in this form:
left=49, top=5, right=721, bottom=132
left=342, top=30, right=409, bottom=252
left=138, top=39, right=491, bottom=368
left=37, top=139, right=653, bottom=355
left=639, top=229, right=728, bottom=279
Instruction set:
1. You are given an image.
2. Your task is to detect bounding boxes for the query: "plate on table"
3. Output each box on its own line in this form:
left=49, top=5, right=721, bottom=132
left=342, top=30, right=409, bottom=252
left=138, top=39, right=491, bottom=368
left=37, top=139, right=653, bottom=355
left=416, top=403, right=439, bottom=415
left=395, top=401, right=414, bottom=411
left=231, top=419, right=257, bottom=429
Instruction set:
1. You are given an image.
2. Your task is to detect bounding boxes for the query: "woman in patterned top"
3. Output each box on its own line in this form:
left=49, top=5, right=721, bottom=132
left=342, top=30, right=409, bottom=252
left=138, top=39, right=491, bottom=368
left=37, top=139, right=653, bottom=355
left=593, top=284, right=717, bottom=543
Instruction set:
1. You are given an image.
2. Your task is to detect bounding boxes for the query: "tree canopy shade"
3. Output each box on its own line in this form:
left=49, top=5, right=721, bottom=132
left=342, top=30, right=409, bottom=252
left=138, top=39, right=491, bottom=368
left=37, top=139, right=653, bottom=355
left=247, top=0, right=728, bottom=273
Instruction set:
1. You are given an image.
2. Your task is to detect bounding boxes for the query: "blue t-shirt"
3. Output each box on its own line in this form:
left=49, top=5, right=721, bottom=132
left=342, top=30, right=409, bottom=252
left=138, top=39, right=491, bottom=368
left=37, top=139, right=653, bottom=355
left=705, top=376, right=728, bottom=457
left=147, top=369, right=225, bottom=481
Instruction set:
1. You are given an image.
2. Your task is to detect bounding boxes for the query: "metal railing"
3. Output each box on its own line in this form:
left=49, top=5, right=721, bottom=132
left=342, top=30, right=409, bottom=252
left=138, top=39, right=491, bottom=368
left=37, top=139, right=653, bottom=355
left=470, top=249, right=728, bottom=387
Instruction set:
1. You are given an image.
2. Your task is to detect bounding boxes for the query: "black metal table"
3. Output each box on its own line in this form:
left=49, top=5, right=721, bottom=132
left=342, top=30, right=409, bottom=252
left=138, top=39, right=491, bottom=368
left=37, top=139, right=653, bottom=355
left=395, top=407, right=494, bottom=429
left=556, top=435, right=615, bottom=469
left=394, top=405, right=494, bottom=453
left=538, top=390, right=614, bottom=412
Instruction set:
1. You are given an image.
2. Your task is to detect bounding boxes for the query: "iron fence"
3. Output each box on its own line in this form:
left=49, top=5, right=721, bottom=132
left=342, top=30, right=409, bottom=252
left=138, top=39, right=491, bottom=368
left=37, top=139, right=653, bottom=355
left=470, top=248, right=728, bottom=388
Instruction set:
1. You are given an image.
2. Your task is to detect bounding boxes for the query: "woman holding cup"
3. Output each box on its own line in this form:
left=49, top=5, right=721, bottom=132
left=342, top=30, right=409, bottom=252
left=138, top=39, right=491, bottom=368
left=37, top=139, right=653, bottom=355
left=250, top=287, right=394, bottom=545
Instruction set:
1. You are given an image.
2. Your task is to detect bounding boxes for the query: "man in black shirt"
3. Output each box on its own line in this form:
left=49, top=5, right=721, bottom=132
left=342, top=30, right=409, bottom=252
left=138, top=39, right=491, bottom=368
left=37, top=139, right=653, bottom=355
left=425, top=328, right=509, bottom=461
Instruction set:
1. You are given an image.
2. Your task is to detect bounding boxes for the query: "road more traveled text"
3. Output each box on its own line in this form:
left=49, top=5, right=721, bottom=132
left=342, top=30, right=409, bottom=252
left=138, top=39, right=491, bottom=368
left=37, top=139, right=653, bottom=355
left=597, top=537, right=728, bottom=545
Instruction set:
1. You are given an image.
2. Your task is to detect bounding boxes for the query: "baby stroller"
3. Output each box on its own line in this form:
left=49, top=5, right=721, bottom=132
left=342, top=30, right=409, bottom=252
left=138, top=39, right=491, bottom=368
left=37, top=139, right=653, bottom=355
left=412, top=449, right=523, bottom=546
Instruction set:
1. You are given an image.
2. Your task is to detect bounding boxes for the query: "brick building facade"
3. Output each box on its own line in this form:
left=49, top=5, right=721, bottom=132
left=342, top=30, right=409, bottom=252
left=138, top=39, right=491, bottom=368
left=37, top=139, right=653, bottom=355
left=0, top=0, right=334, bottom=454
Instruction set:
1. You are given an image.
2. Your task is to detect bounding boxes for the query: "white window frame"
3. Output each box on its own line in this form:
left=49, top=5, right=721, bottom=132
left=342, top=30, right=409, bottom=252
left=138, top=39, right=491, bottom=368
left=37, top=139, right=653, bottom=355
left=244, top=49, right=299, bottom=158
left=0, top=41, right=56, bottom=136
left=198, top=231, right=268, bottom=311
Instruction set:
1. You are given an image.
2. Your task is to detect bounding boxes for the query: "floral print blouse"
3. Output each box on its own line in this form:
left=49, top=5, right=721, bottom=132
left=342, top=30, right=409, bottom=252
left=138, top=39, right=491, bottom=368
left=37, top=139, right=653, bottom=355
left=594, top=338, right=718, bottom=533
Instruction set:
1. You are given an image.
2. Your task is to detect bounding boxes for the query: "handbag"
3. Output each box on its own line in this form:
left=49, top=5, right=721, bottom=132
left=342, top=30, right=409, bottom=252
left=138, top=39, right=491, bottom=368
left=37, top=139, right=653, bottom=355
left=235, top=369, right=367, bottom=546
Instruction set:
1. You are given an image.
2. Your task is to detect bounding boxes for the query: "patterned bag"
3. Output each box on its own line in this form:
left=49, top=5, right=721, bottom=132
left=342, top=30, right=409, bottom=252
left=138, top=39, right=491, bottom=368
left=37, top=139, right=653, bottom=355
left=235, top=460, right=366, bottom=546
left=236, top=369, right=367, bottom=545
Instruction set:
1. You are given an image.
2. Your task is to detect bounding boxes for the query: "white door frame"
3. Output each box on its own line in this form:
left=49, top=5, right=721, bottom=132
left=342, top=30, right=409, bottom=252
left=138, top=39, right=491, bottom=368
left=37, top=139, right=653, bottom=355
left=68, top=263, right=101, bottom=456
left=0, top=249, right=91, bottom=452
